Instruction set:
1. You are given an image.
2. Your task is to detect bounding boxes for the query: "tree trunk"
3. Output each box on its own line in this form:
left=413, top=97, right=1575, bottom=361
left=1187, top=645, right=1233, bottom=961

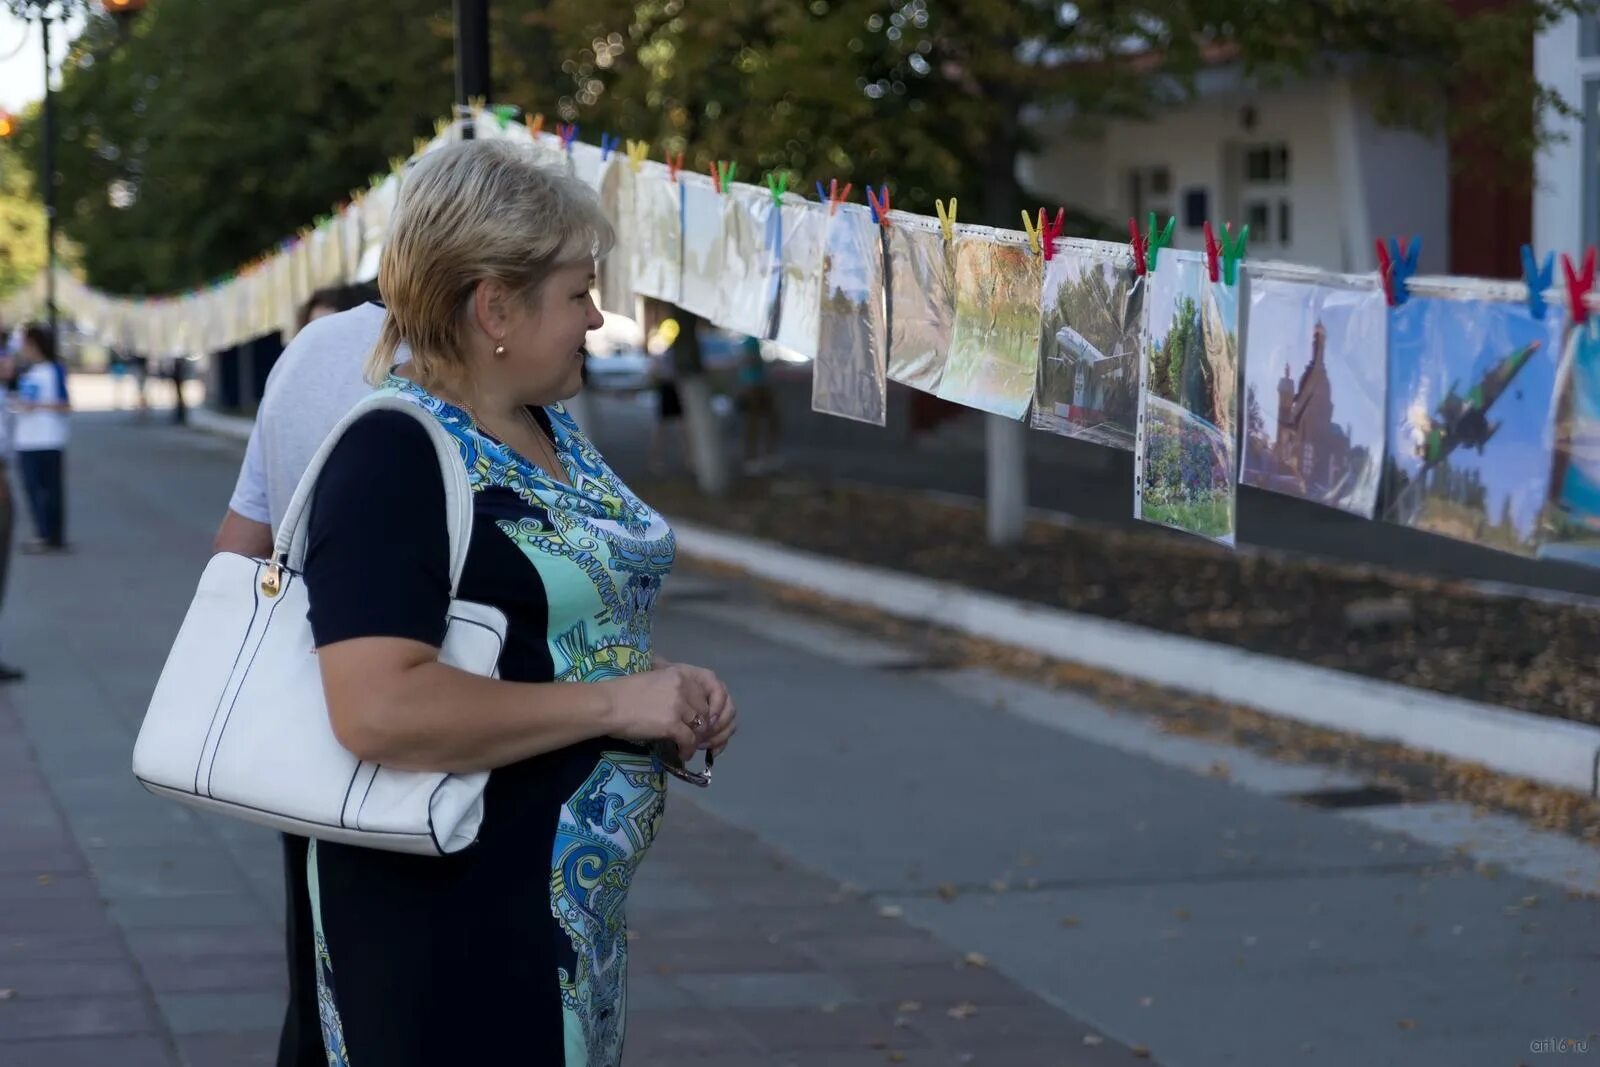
left=979, top=98, right=1028, bottom=546
left=666, top=308, right=730, bottom=497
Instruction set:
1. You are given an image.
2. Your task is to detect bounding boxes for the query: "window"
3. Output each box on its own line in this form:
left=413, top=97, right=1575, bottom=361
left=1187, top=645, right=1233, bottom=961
left=1278, top=201, right=1292, bottom=245
left=1232, top=141, right=1293, bottom=250
left=1244, top=144, right=1290, bottom=184
left=1586, top=80, right=1600, bottom=250
left=1582, top=14, right=1600, bottom=58
left=1245, top=201, right=1272, bottom=241
left=1125, top=165, right=1173, bottom=222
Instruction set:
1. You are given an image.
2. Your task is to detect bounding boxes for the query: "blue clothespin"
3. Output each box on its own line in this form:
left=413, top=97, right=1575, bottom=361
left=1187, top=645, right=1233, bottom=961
left=1521, top=245, right=1555, bottom=320
left=600, top=133, right=621, bottom=161
left=815, top=181, right=828, bottom=204
left=1383, top=236, right=1421, bottom=307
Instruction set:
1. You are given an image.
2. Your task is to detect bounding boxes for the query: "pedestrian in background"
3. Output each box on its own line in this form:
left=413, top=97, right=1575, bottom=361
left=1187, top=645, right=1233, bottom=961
left=0, top=342, right=25, bottom=680
left=13, top=324, right=70, bottom=554
left=737, top=334, right=781, bottom=473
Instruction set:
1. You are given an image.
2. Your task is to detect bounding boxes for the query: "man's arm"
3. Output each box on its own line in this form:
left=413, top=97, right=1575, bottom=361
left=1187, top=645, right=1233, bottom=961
left=215, top=418, right=275, bottom=557
left=213, top=509, right=273, bottom=557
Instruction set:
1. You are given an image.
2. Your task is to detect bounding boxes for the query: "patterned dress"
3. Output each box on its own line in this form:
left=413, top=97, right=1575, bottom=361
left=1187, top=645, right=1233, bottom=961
left=300, top=377, right=675, bottom=1065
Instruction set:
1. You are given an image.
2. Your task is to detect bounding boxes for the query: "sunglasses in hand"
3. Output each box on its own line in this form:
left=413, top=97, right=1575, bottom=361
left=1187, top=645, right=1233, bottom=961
left=653, top=741, right=714, bottom=787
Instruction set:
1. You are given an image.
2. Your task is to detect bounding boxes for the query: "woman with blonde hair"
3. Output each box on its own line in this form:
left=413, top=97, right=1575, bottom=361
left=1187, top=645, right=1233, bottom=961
left=299, top=138, right=735, bottom=1066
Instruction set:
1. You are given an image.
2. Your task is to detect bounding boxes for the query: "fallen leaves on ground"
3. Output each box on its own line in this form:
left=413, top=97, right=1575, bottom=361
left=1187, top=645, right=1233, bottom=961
left=962, top=952, right=989, bottom=969
left=947, top=1002, right=978, bottom=1020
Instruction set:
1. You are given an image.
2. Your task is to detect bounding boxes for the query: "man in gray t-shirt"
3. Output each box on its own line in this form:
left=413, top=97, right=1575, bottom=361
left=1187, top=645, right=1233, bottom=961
left=213, top=297, right=395, bottom=1067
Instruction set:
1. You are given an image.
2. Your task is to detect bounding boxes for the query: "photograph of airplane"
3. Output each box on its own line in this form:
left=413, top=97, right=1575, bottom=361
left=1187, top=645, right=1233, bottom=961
left=1383, top=297, right=1563, bottom=554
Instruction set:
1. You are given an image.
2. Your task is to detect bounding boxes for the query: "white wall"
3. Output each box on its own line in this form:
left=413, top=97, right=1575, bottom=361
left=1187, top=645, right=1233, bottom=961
left=1022, top=75, right=1449, bottom=274
left=1534, top=14, right=1592, bottom=258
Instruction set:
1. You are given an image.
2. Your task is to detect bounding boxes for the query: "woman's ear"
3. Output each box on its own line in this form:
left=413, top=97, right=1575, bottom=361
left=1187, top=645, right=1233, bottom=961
left=470, top=279, right=513, bottom=343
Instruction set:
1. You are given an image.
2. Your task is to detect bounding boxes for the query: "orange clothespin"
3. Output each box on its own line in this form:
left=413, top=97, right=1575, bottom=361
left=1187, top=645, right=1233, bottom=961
left=935, top=198, right=958, bottom=242
left=526, top=113, right=545, bottom=139
left=666, top=150, right=685, bottom=183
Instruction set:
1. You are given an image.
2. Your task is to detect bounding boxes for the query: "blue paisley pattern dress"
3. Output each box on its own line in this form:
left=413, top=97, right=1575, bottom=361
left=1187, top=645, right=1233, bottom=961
left=304, top=376, right=675, bottom=1067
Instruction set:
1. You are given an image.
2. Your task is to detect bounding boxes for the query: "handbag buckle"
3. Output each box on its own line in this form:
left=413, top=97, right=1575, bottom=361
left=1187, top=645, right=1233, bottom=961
left=260, top=560, right=284, bottom=598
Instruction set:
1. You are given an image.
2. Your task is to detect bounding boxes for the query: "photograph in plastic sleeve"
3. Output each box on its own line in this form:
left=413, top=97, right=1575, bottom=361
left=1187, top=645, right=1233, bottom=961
left=1135, top=252, right=1239, bottom=545
left=357, top=174, right=398, bottom=283
left=718, top=187, right=780, bottom=339
left=569, top=141, right=604, bottom=191
left=1032, top=246, right=1142, bottom=449
left=631, top=168, right=682, bottom=304
left=1382, top=297, right=1562, bottom=554
left=678, top=177, right=725, bottom=321
left=1240, top=274, right=1388, bottom=517
left=812, top=207, right=887, bottom=426
left=1543, top=320, right=1600, bottom=564
left=596, top=159, right=636, bottom=318
left=773, top=200, right=826, bottom=359
left=935, top=233, right=1043, bottom=419
left=886, top=220, right=954, bottom=392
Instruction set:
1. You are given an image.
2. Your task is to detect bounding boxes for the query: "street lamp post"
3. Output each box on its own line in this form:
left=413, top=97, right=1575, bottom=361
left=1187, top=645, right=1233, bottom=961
left=453, top=0, right=490, bottom=140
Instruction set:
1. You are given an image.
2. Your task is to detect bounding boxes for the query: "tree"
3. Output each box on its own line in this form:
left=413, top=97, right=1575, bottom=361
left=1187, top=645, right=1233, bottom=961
left=32, top=0, right=455, bottom=295
left=0, top=118, right=49, bottom=299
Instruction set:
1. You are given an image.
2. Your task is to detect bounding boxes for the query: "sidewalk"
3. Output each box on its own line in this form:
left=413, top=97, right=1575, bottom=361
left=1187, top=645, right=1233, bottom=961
left=0, top=411, right=1138, bottom=1066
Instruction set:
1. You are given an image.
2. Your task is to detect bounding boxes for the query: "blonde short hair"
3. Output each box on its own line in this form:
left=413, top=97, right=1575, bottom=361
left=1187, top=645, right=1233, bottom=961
left=367, top=138, right=615, bottom=385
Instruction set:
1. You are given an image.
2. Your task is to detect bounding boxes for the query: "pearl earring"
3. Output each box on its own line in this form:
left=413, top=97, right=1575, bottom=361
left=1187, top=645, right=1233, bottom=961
left=493, top=342, right=506, bottom=358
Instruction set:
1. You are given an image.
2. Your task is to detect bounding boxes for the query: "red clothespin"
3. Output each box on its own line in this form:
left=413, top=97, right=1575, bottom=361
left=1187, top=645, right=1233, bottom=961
left=1563, top=247, right=1597, bottom=325
left=1374, top=236, right=1420, bottom=306
left=823, top=179, right=852, bottom=216
left=866, top=185, right=892, bottom=228
left=666, top=150, right=684, bottom=183
left=1128, top=217, right=1149, bottom=277
left=1374, top=239, right=1393, bottom=302
left=708, top=162, right=722, bottom=193
left=1203, top=221, right=1221, bottom=283
left=1040, top=207, right=1065, bottom=262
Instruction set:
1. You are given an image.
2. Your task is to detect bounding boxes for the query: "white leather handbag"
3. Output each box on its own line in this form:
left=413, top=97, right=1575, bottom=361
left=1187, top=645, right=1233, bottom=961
left=132, top=394, right=507, bottom=856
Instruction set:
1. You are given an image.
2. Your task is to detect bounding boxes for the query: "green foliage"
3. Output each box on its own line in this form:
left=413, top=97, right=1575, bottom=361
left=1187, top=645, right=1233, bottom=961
left=0, top=125, right=48, bottom=299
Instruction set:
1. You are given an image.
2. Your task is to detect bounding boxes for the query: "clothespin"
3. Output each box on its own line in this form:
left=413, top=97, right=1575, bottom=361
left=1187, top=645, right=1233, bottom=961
left=468, top=94, right=488, bottom=113
left=625, top=139, right=649, bottom=173
left=1562, top=247, right=1596, bottom=325
left=1128, top=217, right=1149, bottom=276
left=816, top=179, right=852, bottom=216
left=557, top=123, right=579, bottom=154
left=765, top=171, right=790, bottom=207
left=1374, top=236, right=1420, bottom=306
left=709, top=160, right=736, bottom=193
left=1220, top=222, right=1249, bottom=286
left=1020, top=210, right=1042, bottom=256
left=935, top=198, right=958, bottom=243
left=666, top=150, right=684, bottom=183
left=413, top=136, right=431, bottom=157
left=527, top=113, right=545, bottom=139
left=491, top=104, right=519, bottom=130
left=434, top=116, right=453, bottom=138
left=866, top=185, right=892, bottom=228
left=1040, top=207, right=1065, bottom=262
left=1521, top=245, right=1556, bottom=320
left=600, top=133, right=621, bottom=161
left=1203, top=221, right=1221, bottom=283
left=1144, top=212, right=1176, bottom=273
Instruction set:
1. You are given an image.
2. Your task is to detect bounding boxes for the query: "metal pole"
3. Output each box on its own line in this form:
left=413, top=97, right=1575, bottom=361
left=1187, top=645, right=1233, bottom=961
left=453, top=0, right=491, bottom=141
left=41, top=12, right=57, bottom=339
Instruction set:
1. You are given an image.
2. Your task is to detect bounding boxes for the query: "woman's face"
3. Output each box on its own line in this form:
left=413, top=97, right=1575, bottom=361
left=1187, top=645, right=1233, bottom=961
left=500, top=261, right=601, bottom=404
left=17, top=338, right=39, bottom=365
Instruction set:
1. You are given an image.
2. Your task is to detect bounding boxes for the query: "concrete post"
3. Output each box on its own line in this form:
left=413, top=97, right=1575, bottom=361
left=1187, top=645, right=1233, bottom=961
left=986, top=413, right=1027, bottom=545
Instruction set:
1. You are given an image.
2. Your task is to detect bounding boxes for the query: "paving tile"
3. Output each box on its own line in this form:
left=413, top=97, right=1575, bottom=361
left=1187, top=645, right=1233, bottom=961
left=136, top=954, right=286, bottom=996
left=172, top=1030, right=278, bottom=1067
left=0, top=1034, right=176, bottom=1067
left=0, top=930, right=131, bottom=964
left=122, top=926, right=284, bottom=961
left=153, top=990, right=284, bottom=1036
left=673, top=971, right=859, bottom=1010
left=0, top=960, right=147, bottom=998
left=108, top=894, right=272, bottom=931
left=0, top=994, right=159, bottom=1041
left=619, top=1009, right=765, bottom=1059
left=721, top=1005, right=933, bottom=1052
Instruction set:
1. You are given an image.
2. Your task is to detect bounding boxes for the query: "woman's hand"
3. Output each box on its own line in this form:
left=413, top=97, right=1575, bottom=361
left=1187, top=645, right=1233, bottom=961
left=600, top=664, right=716, bottom=761
left=649, top=657, right=736, bottom=755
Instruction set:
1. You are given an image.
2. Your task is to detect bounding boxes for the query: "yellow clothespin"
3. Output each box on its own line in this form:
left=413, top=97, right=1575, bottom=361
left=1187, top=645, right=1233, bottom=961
left=1020, top=209, right=1043, bottom=256
left=468, top=94, right=488, bottom=113
left=626, top=139, right=650, bottom=173
left=413, top=136, right=431, bottom=157
left=433, top=116, right=452, bottom=138
left=935, top=198, right=958, bottom=242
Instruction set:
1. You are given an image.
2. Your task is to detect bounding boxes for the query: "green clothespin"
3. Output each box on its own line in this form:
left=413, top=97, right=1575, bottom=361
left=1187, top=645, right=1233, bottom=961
left=1145, top=212, right=1176, bottom=273
left=717, top=160, right=737, bottom=190
left=1220, top=223, right=1249, bottom=286
left=765, top=171, right=789, bottom=207
left=491, top=104, right=519, bottom=130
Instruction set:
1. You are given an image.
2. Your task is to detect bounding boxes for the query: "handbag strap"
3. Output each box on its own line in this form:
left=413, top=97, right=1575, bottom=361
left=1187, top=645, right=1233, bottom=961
left=272, top=393, right=474, bottom=597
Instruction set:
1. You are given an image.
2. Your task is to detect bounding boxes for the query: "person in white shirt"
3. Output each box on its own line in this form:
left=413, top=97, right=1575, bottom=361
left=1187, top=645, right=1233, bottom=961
left=12, top=325, right=71, bottom=554
left=0, top=344, right=24, bottom=680
left=212, top=289, right=391, bottom=1067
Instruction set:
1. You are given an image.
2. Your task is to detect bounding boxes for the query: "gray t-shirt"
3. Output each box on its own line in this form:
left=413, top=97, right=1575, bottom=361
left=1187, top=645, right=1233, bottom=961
left=228, top=303, right=404, bottom=531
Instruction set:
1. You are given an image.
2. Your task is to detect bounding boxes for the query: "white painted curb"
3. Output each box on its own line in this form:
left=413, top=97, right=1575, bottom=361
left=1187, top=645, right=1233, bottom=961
left=673, top=520, right=1600, bottom=797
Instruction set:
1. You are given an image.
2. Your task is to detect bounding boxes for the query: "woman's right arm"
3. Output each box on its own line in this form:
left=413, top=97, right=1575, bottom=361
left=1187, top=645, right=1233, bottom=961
left=304, top=411, right=712, bottom=774
left=317, top=638, right=708, bottom=773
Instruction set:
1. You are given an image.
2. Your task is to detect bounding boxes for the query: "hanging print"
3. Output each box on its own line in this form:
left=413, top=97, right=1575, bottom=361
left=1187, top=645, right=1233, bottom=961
left=935, top=229, right=1043, bottom=420
left=596, top=158, right=637, bottom=319
left=1032, top=242, right=1143, bottom=449
left=716, top=185, right=780, bottom=339
left=886, top=216, right=955, bottom=393
left=631, top=163, right=683, bottom=305
left=1543, top=319, right=1600, bottom=563
left=1383, top=294, right=1563, bottom=554
left=812, top=204, right=888, bottom=426
left=773, top=200, right=826, bottom=359
left=1134, top=250, right=1239, bottom=545
left=678, top=175, right=726, bottom=322
left=1240, top=271, right=1388, bottom=517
